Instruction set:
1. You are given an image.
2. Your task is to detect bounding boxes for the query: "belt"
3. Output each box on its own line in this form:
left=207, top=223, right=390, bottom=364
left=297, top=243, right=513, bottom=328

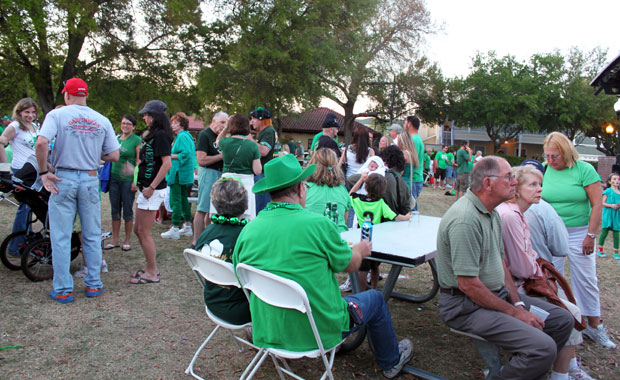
left=440, top=288, right=466, bottom=296
left=57, top=168, right=98, bottom=176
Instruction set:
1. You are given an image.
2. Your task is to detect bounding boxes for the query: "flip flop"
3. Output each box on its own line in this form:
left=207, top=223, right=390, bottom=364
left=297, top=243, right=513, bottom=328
left=131, top=269, right=160, bottom=278
left=104, top=243, right=119, bottom=250
left=122, top=244, right=131, bottom=251
left=129, top=275, right=160, bottom=285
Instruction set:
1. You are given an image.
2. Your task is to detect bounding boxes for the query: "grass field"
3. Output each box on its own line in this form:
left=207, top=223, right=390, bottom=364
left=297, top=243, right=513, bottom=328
left=0, top=186, right=618, bottom=379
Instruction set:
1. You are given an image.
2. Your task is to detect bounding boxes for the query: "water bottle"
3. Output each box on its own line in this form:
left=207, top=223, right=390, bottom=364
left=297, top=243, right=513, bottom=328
left=361, top=212, right=373, bottom=241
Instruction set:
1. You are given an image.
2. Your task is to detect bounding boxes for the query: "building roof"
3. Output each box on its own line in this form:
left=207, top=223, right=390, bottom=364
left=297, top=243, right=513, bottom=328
left=591, top=53, right=620, bottom=95
left=280, top=107, right=375, bottom=136
left=187, top=115, right=205, bottom=131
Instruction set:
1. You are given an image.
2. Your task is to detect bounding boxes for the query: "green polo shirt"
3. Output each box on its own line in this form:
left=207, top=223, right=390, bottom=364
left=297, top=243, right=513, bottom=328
left=436, top=190, right=505, bottom=291
left=232, top=203, right=352, bottom=352
left=456, top=148, right=471, bottom=174
left=412, top=134, right=424, bottom=182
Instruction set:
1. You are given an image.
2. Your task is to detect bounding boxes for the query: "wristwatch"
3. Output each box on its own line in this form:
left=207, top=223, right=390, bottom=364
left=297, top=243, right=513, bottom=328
left=514, top=301, right=525, bottom=308
left=586, top=233, right=596, bottom=239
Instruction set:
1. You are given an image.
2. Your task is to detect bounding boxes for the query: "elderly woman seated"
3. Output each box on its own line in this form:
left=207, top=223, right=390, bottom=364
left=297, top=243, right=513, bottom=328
left=195, top=177, right=251, bottom=325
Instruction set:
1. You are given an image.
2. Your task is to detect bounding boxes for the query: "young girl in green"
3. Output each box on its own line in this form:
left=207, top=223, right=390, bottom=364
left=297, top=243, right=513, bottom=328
left=599, top=172, right=620, bottom=259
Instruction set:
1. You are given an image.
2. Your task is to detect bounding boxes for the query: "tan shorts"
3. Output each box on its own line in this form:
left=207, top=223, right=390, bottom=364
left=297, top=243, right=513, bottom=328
left=136, top=188, right=166, bottom=211
left=455, top=172, right=470, bottom=192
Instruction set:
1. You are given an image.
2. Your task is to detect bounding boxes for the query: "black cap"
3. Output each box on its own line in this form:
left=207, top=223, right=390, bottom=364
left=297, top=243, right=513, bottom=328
left=322, top=113, right=340, bottom=129
left=520, top=159, right=544, bottom=174
left=139, top=100, right=167, bottom=115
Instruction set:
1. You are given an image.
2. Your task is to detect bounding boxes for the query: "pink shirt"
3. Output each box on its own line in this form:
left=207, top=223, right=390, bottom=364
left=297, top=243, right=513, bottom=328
left=497, top=202, right=543, bottom=283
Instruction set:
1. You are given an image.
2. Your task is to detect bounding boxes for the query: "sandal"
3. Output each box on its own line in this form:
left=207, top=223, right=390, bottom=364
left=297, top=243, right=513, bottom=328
left=122, top=244, right=131, bottom=251
left=131, top=269, right=160, bottom=278
left=104, top=243, right=119, bottom=250
left=129, top=275, right=160, bottom=285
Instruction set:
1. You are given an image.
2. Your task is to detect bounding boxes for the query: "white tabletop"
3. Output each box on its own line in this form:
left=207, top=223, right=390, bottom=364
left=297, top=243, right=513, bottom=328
left=340, top=215, right=441, bottom=266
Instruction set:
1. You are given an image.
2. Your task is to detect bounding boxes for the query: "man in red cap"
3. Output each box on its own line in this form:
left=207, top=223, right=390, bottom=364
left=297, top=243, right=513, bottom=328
left=35, top=78, right=120, bottom=304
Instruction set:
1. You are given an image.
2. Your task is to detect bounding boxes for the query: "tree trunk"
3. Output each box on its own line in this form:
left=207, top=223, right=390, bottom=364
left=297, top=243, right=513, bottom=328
left=342, top=100, right=355, bottom=145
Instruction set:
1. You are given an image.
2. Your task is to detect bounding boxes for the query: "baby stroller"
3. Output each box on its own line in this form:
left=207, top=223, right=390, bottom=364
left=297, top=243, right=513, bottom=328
left=0, top=158, right=81, bottom=281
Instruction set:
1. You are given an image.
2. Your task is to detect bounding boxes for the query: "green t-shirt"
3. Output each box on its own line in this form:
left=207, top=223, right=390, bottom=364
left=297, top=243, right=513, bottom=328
left=257, top=126, right=276, bottom=166
left=436, top=190, right=505, bottom=290
left=468, top=158, right=474, bottom=171
left=456, top=148, right=471, bottom=174
left=423, top=153, right=430, bottom=170
left=446, top=152, right=455, bottom=167
left=196, top=223, right=250, bottom=325
left=351, top=197, right=397, bottom=225
left=435, top=151, right=447, bottom=169
left=232, top=203, right=352, bottom=352
left=310, top=132, right=323, bottom=152
left=111, top=134, right=142, bottom=182
left=412, top=134, right=424, bottom=182
left=541, top=160, right=601, bottom=227
left=219, top=136, right=260, bottom=175
left=305, top=182, right=352, bottom=232
left=196, top=127, right=223, bottom=171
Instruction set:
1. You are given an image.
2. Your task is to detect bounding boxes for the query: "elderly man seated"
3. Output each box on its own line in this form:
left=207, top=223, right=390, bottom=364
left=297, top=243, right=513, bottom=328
left=436, top=156, right=573, bottom=380
left=232, top=154, right=413, bottom=378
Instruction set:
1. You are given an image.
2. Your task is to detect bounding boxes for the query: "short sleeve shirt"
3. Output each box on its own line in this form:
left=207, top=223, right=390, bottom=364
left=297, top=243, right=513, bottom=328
left=436, top=190, right=505, bottom=290
left=257, top=126, right=276, bottom=166
left=196, top=127, right=222, bottom=171
left=435, top=151, right=447, bottom=169
left=219, top=137, right=260, bottom=175
left=39, top=104, right=119, bottom=170
left=423, top=153, right=431, bottom=170
left=456, top=149, right=471, bottom=174
left=305, top=183, right=352, bottom=232
left=111, top=134, right=142, bottom=181
left=310, top=132, right=323, bottom=152
left=137, top=130, right=172, bottom=190
left=412, top=134, right=424, bottom=182
left=446, top=152, right=455, bottom=167
left=232, top=203, right=352, bottom=352
left=541, top=161, right=601, bottom=227
left=351, top=197, right=397, bottom=225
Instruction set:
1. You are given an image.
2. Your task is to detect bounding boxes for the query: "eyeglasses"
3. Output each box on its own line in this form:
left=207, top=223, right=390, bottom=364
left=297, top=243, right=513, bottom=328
left=488, top=174, right=516, bottom=182
left=544, top=154, right=560, bottom=161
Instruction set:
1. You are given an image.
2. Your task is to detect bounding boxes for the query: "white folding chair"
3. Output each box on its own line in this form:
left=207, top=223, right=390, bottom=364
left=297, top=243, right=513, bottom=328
left=183, top=249, right=262, bottom=380
left=235, top=263, right=342, bottom=380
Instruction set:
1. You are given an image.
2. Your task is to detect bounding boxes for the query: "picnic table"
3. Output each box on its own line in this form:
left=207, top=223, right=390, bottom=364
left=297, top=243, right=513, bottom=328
left=340, top=215, right=446, bottom=380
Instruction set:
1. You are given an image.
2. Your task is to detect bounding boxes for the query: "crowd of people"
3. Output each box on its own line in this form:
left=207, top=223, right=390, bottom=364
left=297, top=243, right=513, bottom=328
left=0, top=79, right=617, bottom=379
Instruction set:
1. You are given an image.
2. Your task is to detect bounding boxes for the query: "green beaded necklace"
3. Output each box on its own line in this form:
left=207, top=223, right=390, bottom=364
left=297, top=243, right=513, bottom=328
left=210, top=214, right=249, bottom=226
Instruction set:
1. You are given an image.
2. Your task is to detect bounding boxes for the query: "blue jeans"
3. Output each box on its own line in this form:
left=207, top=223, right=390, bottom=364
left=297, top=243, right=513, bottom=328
left=445, top=165, right=453, bottom=182
left=109, top=178, right=135, bottom=222
left=343, top=290, right=399, bottom=370
left=254, top=173, right=271, bottom=213
left=411, top=181, right=423, bottom=211
left=9, top=165, right=31, bottom=253
left=50, top=169, right=102, bottom=295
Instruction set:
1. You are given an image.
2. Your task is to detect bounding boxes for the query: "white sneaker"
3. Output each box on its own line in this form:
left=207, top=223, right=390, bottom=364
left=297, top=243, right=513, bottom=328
left=339, top=278, right=352, bottom=292
left=569, top=363, right=595, bottom=380
left=583, top=323, right=616, bottom=349
left=179, top=223, right=193, bottom=237
left=101, top=260, right=108, bottom=273
left=383, top=338, right=414, bottom=379
left=161, top=226, right=180, bottom=240
left=74, top=264, right=87, bottom=278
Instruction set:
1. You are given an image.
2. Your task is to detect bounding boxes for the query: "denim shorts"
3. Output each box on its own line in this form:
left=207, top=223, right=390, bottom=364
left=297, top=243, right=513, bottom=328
left=197, top=167, right=221, bottom=213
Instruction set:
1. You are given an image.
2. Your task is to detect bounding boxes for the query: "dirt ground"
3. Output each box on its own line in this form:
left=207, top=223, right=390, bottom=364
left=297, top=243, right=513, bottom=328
left=0, top=186, right=618, bottom=379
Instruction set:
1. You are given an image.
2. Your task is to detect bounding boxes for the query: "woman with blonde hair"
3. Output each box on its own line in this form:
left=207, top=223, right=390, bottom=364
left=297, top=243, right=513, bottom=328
left=498, top=164, right=593, bottom=380
left=0, top=98, right=41, bottom=254
left=541, top=131, right=614, bottom=349
left=305, top=148, right=351, bottom=232
left=397, top=129, right=419, bottom=192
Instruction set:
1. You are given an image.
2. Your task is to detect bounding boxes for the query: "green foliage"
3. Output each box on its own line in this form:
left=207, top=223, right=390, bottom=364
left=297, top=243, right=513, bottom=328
left=496, top=153, right=526, bottom=167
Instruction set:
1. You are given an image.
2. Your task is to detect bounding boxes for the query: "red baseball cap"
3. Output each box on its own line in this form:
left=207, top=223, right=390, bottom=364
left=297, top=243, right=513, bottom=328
left=62, top=78, right=88, bottom=97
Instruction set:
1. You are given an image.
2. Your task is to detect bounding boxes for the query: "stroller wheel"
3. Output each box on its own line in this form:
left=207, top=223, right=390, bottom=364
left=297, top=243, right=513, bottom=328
left=21, top=237, right=53, bottom=282
left=0, top=230, right=28, bottom=270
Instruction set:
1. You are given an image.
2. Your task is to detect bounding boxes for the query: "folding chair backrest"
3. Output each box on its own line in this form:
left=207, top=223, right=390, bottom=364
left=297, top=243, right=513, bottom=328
left=183, top=248, right=239, bottom=289
left=235, top=263, right=309, bottom=314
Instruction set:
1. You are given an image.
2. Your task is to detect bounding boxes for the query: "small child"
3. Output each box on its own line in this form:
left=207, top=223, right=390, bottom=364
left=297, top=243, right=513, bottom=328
left=599, top=172, right=620, bottom=259
left=350, top=173, right=410, bottom=290
left=354, top=156, right=386, bottom=196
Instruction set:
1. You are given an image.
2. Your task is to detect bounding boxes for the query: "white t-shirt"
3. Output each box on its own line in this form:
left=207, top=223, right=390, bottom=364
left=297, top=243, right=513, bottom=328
left=8, top=121, right=37, bottom=170
left=39, top=104, right=119, bottom=170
